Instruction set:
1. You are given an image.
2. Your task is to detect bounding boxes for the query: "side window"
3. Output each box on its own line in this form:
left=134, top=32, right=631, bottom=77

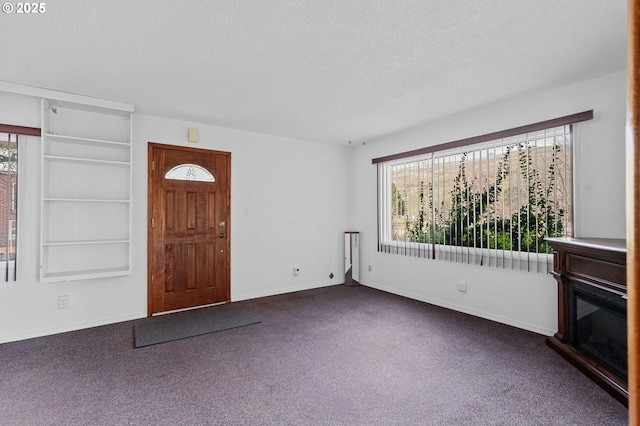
left=0, top=132, right=18, bottom=280
left=165, top=164, right=215, bottom=182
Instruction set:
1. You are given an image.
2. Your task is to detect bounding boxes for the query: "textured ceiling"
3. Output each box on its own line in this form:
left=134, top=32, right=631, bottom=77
left=0, top=0, right=628, bottom=144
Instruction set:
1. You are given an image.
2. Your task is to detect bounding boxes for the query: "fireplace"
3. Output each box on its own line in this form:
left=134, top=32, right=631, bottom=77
left=545, top=238, right=627, bottom=406
left=569, top=279, right=627, bottom=381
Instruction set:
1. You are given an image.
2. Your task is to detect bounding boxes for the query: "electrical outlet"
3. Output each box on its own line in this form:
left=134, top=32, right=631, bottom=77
left=57, top=295, right=69, bottom=309
left=457, top=280, right=467, bottom=293
left=293, top=266, right=300, bottom=276
left=368, top=265, right=372, bottom=272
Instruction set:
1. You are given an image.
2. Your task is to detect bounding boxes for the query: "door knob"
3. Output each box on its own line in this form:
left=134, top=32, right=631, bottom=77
left=218, top=233, right=226, bottom=238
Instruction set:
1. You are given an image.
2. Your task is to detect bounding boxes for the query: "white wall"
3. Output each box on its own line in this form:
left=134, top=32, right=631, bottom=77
left=0, top=93, right=148, bottom=343
left=349, top=70, right=628, bottom=335
left=0, top=91, right=350, bottom=343
left=135, top=114, right=350, bottom=301
left=0, top=69, right=626, bottom=342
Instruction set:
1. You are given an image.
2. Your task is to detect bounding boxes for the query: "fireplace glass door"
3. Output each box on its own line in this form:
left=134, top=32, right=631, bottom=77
left=571, top=283, right=627, bottom=381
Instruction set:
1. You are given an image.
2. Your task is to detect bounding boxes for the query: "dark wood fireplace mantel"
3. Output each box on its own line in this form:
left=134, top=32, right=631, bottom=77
left=545, top=237, right=628, bottom=406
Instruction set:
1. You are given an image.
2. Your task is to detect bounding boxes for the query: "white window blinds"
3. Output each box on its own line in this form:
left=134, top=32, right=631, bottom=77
left=374, top=111, right=592, bottom=273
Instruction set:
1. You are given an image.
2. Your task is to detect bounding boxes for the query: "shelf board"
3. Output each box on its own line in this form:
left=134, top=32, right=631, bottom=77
left=43, top=198, right=130, bottom=203
left=44, top=132, right=130, bottom=147
left=44, top=154, right=130, bottom=166
left=43, top=239, right=130, bottom=247
left=41, top=266, right=131, bottom=283
left=43, top=95, right=134, bottom=114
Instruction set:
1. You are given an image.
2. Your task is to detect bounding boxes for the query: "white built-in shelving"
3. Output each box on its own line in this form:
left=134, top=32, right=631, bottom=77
left=40, top=98, right=133, bottom=282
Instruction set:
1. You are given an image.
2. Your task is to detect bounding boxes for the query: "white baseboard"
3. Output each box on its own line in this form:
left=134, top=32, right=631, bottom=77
left=0, top=281, right=340, bottom=344
left=0, top=312, right=147, bottom=344
left=361, top=280, right=556, bottom=337
left=1, top=281, right=555, bottom=343
left=231, top=280, right=339, bottom=303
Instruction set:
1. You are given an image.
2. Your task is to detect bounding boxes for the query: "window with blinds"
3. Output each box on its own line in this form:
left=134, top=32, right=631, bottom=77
left=0, top=132, right=18, bottom=281
left=0, top=124, right=38, bottom=282
left=373, top=111, right=593, bottom=272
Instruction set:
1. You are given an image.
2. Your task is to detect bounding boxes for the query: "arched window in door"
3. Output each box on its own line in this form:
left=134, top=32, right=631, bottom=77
left=165, top=164, right=215, bottom=182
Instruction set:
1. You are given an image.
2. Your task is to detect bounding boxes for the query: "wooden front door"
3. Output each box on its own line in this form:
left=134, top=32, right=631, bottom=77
left=148, top=143, right=231, bottom=315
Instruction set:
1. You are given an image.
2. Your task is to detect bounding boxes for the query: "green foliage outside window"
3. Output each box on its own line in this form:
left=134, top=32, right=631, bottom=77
left=400, top=142, right=566, bottom=254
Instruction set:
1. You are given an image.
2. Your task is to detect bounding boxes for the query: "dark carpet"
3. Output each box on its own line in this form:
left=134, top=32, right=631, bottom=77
left=0, top=285, right=628, bottom=425
left=134, top=305, right=260, bottom=348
